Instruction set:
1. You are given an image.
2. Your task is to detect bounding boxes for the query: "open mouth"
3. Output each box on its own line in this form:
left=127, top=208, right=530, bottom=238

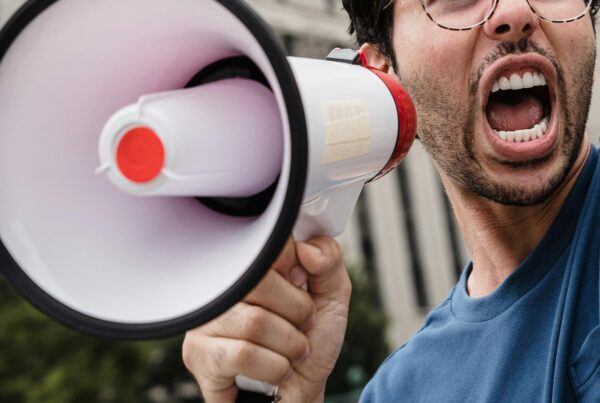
left=485, top=68, right=552, bottom=143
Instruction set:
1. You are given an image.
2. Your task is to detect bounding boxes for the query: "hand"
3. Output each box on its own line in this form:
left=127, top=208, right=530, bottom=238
left=182, top=236, right=352, bottom=403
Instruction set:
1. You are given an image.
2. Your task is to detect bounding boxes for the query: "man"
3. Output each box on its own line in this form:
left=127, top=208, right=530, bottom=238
left=182, top=0, right=600, bottom=401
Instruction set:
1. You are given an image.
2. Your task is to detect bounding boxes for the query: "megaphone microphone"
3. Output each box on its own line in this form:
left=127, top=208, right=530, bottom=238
left=0, top=0, right=416, bottom=399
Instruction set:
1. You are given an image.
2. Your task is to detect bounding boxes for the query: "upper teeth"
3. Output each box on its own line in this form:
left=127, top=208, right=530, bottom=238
left=492, top=72, right=547, bottom=93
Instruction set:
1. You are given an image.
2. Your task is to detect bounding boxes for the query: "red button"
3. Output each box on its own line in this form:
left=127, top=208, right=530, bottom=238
left=116, top=127, right=165, bottom=183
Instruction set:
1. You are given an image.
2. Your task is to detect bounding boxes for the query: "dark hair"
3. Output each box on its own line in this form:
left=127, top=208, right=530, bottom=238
left=342, top=0, right=398, bottom=70
left=342, top=0, right=600, bottom=72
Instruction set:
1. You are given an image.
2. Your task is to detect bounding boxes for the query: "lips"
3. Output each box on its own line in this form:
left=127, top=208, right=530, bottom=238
left=480, top=54, right=559, bottom=162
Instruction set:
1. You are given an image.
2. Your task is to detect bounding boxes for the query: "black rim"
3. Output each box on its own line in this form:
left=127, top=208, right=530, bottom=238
left=0, top=0, right=308, bottom=339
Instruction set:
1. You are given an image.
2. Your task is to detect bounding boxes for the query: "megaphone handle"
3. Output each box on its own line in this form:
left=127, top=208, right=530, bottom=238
left=235, top=375, right=279, bottom=401
left=236, top=389, right=281, bottom=402
left=293, top=182, right=365, bottom=241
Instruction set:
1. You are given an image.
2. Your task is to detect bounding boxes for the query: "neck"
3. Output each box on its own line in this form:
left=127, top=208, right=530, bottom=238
left=442, top=140, right=591, bottom=298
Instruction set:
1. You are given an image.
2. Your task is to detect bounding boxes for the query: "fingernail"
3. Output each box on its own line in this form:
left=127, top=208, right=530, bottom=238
left=289, top=266, right=308, bottom=287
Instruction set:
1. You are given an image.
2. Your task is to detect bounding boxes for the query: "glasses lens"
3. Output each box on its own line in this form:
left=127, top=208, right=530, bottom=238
left=529, top=0, right=591, bottom=21
left=423, top=0, right=495, bottom=29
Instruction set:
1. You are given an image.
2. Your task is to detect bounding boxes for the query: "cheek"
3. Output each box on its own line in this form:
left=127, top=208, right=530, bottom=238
left=544, top=21, right=595, bottom=79
left=396, top=33, right=471, bottom=85
left=563, top=37, right=594, bottom=78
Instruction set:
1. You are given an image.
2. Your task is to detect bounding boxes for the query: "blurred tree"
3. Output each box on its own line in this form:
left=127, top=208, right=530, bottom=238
left=0, top=264, right=388, bottom=402
left=324, top=267, right=389, bottom=399
left=0, top=278, right=191, bottom=403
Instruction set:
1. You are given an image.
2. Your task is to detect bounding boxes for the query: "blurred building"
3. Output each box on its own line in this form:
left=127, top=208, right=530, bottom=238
left=0, top=0, right=21, bottom=22
left=1, top=0, right=599, bottom=350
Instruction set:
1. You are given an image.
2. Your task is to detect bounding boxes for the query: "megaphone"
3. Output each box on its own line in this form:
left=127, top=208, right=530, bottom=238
left=0, top=0, right=414, bottom=365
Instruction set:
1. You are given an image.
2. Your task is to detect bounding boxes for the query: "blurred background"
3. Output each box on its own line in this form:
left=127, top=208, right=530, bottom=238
left=0, top=0, right=599, bottom=402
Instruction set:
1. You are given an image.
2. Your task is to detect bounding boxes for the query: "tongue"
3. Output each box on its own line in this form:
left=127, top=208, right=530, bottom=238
left=486, top=93, right=544, bottom=132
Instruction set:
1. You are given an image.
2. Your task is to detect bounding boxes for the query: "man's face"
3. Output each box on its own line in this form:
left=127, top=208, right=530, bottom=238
left=391, top=0, right=596, bottom=205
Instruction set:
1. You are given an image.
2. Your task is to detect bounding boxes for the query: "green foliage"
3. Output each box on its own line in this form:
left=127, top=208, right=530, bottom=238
left=325, top=268, right=390, bottom=397
left=0, top=266, right=388, bottom=402
left=0, top=278, right=194, bottom=403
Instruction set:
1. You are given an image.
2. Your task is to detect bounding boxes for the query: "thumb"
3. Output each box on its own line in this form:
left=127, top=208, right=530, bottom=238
left=296, top=236, right=350, bottom=299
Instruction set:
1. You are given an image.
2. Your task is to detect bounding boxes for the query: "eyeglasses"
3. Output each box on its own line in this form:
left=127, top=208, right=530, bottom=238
left=388, top=0, right=593, bottom=31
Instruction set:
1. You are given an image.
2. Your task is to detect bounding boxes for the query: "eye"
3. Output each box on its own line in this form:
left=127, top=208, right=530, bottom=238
left=423, top=0, right=492, bottom=26
left=434, top=0, right=480, bottom=12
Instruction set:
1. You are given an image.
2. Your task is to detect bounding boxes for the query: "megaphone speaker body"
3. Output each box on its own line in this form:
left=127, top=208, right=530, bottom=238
left=0, top=0, right=415, bottom=345
left=0, top=0, right=311, bottom=338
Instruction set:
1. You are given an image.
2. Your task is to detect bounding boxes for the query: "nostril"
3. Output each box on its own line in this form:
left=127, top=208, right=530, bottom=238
left=496, top=24, right=510, bottom=34
left=522, top=23, right=532, bottom=33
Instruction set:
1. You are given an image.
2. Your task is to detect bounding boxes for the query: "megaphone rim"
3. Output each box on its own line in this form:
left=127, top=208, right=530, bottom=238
left=0, top=0, right=308, bottom=339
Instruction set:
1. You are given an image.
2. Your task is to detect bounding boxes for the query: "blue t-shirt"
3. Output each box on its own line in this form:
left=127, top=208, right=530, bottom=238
left=361, top=147, right=600, bottom=403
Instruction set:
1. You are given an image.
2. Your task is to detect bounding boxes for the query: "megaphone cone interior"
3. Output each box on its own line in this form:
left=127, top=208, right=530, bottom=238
left=0, top=0, right=308, bottom=338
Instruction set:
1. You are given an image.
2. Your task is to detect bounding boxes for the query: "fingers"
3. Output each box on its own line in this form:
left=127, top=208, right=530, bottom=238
left=244, top=268, right=316, bottom=329
left=183, top=333, right=292, bottom=403
left=270, top=236, right=298, bottom=278
left=182, top=235, right=346, bottom=403
left=186, top=297, right=312, bottom=402
left=203, top=302, right=311, bottom=364
left=289, top=265, right=309, bottom=288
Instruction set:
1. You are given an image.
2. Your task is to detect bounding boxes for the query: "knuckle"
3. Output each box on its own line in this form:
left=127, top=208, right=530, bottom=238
left=240, top=306, right=267, bottom=339
left=294, top=294, right=316, bottom=325
left=182, top=333, right=223, bottom=379
left=325, top=237, right=343, bottom=260
left=322, top=238, right=342, bottom=267
left=181, top=333, right=202, bottom=371
left=226, top=301, right=245, bottom=319
left=290, top=334, right=310, bottom=361
left=233, top=342, right=258, bottom=367
left=219, top=302, right=252, bottom=336
left=264, top=354, right=291, bottom=384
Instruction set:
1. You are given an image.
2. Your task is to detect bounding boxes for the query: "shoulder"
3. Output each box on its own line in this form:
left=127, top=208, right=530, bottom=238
left=360, top=294, right=454, bottom=402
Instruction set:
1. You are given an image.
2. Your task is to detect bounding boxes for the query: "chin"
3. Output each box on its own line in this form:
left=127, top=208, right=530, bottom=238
left=473, top=140, right=583, bottom=207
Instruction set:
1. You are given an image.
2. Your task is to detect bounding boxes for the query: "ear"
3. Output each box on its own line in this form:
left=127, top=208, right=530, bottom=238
left=359, top=43, right=391, bottom=73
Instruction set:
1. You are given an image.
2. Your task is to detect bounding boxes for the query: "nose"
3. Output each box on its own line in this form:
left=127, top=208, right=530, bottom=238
left=483, top=0, right=539, bottom=42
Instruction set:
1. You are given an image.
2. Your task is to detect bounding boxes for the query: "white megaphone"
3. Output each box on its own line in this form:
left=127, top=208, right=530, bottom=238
left=0, top=0, right=416, bottom=399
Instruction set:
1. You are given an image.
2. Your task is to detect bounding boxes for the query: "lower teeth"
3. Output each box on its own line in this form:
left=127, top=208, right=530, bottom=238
left=494, top=116, right=549, bottom=143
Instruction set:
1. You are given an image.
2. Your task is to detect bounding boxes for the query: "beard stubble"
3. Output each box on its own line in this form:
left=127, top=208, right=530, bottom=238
left=397, top=38, right=596, bottom=206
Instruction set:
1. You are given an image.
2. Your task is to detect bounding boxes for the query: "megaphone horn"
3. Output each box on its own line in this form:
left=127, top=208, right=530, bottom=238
left=0, top=0, right=415, bottom=347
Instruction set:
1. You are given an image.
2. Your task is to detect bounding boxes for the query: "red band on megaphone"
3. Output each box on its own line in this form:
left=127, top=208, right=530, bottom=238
left=116, top=127, right=165, bottom=183
left=359, top=52, right=417, bottom=181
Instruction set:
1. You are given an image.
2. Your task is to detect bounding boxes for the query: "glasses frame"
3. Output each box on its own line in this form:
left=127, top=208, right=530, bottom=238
left=418, top=0, right=593, bottom=31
